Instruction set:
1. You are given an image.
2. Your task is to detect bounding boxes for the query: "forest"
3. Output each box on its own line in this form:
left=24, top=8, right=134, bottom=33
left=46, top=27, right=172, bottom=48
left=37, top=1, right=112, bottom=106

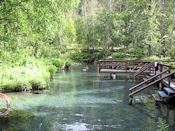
left=1, top=0, right=175, bottom=91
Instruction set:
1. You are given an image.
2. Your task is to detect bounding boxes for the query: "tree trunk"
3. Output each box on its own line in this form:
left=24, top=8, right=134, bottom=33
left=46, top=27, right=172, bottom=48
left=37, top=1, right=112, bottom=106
left=148, top=45, right=152, bottom=56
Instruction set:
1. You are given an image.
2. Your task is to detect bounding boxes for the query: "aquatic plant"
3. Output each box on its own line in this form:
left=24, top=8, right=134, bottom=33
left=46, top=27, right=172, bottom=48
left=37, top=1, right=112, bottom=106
left=156, top=118, right=168, bottom=131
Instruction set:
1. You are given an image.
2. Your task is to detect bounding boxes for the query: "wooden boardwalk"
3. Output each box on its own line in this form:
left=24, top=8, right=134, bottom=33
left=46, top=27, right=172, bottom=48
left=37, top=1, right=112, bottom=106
left=98, top=60, right=153, bottom=75
left=98, top=59, right=175, bottom=104
left=100, top=69, right=150, bottom=74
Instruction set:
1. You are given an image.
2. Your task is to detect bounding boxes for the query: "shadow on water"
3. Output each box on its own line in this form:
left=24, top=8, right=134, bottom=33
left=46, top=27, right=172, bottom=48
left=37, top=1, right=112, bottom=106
left=0, top=65, right=175, bottom=130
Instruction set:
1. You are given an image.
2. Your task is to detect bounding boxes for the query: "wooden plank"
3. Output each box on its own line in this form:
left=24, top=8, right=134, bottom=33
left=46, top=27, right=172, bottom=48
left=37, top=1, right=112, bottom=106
left=164, top=87, right=175, bottom=95
left=100, top=69, right=150, bottom=74
left=158, top=91, right=168, bottom=98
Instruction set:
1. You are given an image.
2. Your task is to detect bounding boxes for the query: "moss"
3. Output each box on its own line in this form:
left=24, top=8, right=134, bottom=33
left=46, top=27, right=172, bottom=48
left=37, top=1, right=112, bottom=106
left=0, top=108, right=34, bottom=119
left=0, top=108, right=34, bottom=131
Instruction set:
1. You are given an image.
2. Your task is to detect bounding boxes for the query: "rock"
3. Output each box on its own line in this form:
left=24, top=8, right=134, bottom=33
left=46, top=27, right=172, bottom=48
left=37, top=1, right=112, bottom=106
left=0, top=108, right=34, bottom=119
left=0, top=108, right=34, bottom=130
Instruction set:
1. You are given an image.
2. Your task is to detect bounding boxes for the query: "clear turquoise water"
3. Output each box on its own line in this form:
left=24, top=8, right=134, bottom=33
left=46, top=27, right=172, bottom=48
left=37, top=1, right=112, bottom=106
left=0, top=65, right=175, bottom=131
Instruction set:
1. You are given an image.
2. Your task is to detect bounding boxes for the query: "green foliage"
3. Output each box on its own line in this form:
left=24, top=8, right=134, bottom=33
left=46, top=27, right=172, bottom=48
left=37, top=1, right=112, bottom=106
left=69, top=48, right=83, bottom=62
left=157, top=118, right=168, bottom=131
left=112, top=53, right=138, bottom=60
left=74, top=0, right=175, bottom=59
left=50, top=58, right=72, bottom=68
left=165, top=62, right=175, bottom=69
left=50, top=58, right=65, bottom=68
left=65, top=59, right=72, bottom=67
left=0, top=58, right=52, bottom=91
left=47, top=65, right=57, bottom=76
left=143, top=56, right=161, bottom=61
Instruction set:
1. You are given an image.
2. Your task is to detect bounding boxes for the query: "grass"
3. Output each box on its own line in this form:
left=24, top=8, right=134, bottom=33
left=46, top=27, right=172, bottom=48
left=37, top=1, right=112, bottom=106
left=111, top=53, right=139, bottom=60
left=0, top=56, right=73, bottom=91
left=111, top=53, right=171, bottom=61
left=0, top=57, right=73, bottom=91
left=0, top=58, right=50, bottom=91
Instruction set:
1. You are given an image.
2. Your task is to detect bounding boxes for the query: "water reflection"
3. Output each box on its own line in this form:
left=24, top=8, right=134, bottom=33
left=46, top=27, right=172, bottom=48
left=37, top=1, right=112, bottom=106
left=0, top=65, right=175, bottom=130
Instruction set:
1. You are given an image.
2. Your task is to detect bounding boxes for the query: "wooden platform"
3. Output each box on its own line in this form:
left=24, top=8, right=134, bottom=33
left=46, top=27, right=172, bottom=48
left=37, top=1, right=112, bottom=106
left=100, top=69, right=150, bottom=74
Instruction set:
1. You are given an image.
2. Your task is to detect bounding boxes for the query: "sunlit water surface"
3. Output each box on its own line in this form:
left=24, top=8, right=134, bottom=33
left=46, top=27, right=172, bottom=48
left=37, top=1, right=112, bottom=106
left=0, top=65, right=175, bottom=131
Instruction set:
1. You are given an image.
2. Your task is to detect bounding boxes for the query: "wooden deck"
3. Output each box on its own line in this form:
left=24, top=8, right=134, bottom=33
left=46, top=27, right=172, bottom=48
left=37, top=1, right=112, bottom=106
left=98, top=60, right=153, bottom=75
left=100, top=69, right=150, bottom=74
left=98, top=59, right=175, bottom=104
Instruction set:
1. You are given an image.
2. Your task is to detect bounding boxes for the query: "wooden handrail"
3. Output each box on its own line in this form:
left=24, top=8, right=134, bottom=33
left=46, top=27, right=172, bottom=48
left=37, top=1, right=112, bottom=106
left=129, top=71, right=175, bottom=97
left=99, top=60, right=152, bottom=63
left=101, top=63, right=122, bottom=67
left=100, top=64, right=140, bottom=68
left=130, top=69, right=169, bottom=91
left=132, top=62, right=143, bottom=70
left=159, top=63, right=171, bottom=68
left=134, top=62, right=154, bottom=77
left=99, top=60, right=143, bottom=62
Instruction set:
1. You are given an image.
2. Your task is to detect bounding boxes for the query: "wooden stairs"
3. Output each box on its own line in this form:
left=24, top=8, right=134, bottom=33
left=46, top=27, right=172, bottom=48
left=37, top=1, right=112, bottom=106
left=129, top=70, right=175, bottom=104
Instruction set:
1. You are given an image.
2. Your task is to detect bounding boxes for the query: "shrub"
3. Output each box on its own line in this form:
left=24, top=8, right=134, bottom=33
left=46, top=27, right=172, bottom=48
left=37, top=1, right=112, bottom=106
left=47, top=65, right=57, bottom=76
left=111, top=53, right=138, bottom=60
left=0, top=58, right=51, bottom=91
left=65, top=59, right=72, bottom=67
left=51, top=58, right=65, bottom=68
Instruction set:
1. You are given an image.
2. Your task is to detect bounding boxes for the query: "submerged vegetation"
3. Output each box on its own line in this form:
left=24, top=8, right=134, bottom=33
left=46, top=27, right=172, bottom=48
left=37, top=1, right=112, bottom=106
left=157, top=118, right=168, bottom=131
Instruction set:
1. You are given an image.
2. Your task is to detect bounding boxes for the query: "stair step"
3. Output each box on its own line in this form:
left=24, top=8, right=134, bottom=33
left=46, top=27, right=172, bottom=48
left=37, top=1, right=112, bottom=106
left=164, top=87, right=175, bottom=95
left=158, top=91, right=168, bottom=98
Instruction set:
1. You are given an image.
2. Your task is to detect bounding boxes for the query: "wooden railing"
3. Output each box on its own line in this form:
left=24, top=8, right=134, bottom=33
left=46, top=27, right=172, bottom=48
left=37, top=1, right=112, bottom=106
left=133, top=62, right=154, bottom=78
left=130, top=69, right=169, bottom=92
left=131, top=62, right=143, bottom=71
left=129, top=65, right=173, bottom=104
left=129, top=71, right=175, bottom=98
left=98, top=60, right=151, bottom=73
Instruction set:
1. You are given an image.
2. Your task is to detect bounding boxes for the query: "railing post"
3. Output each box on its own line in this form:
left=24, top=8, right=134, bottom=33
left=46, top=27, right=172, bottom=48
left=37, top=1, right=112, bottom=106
left=129, top=90, right=133, bottom=105
left=98, top=61, right=101, bottom=73
left=129, top=96, right=133, bottom=105
left=168, top=66, right=171, bottom=85
left=125, top=62, right=127, bottom=71
left=160, top=63, right=163, bottom=78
